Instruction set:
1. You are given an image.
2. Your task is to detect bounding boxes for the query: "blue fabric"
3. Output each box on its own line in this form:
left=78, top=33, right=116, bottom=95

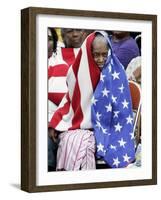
left=91, top=33, right=135, bottom=168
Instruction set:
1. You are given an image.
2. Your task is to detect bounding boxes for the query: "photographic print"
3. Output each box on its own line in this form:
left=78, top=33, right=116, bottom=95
left=48, top=28, right=141, bottom=171
left=21, top=7, right=157, bottom=192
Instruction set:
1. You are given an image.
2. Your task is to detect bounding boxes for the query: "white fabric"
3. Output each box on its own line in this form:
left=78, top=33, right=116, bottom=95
left=56, top=129, right=96, bottom=171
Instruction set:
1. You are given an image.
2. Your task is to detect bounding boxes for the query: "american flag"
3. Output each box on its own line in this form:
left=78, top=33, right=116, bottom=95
left=91, top=35, right=135, bottom=168
left=49, top=32, right=100, bottom=130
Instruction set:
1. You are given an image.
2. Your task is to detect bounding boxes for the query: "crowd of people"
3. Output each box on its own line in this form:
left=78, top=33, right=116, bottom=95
left=47, top=28, right=141, bottom=171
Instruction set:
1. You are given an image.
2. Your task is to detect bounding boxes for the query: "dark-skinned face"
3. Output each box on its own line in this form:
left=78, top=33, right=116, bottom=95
left=92, top=37, right=109, bottom=70
left=62, top=29, right=85, bottom=48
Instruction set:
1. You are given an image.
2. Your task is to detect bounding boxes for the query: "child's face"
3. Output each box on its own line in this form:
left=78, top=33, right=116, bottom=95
left=92, top=39, right=109, bottom=69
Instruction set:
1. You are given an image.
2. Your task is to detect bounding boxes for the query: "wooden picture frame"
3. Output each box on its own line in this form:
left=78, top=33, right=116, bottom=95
left=21, top=7, right=157, bottom=192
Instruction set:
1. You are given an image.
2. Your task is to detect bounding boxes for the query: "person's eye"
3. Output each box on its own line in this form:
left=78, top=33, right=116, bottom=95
left=103, top=53, right=108, bottom=57
left=93, top=53, right=99, bottom=58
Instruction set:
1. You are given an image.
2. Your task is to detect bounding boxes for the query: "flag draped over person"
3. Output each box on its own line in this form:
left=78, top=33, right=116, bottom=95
left=91, top=34, right=135, bottom=168
left=49, top=32, right=100, bottom=130
left=49, top=31, right=135, bottom=168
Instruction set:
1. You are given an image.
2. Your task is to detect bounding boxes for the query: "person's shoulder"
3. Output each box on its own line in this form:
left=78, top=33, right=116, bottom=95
left=127, top=56, right=141, bottom=69
left=48, top=52, right=69, bottom=68
left=122, top=37, right=137, bottom=45
left=120, top=37, right=139, bottom=50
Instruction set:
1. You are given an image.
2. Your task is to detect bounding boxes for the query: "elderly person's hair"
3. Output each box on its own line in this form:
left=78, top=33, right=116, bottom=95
left=92, top=33, right=109, bottom=49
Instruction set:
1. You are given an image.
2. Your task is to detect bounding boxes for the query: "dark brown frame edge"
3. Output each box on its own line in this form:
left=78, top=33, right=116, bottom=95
left=21, top=7, right=157, bottom=193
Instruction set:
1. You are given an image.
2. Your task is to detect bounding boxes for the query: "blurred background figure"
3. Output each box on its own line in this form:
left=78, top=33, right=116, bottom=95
left=61, top=28, right=85, bottom=48
left=111, top=31, right=140, bottom=69
left=126, top=56, right=141, bottom=83
left=48, top=27, right=58, bottom=59
left=126, top=34, right=141, bottom=83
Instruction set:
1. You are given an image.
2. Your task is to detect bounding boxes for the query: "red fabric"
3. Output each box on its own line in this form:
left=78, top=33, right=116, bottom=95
left=48, top=92, right=66, bottom=106
left=48, top=64, right=69, bottom=78
left=61, top=48, right=76, bottom=66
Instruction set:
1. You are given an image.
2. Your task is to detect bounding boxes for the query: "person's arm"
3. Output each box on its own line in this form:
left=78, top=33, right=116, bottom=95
left=133, top=66, right=141, bottom=81
left=48, top=127, right=59, bottom=142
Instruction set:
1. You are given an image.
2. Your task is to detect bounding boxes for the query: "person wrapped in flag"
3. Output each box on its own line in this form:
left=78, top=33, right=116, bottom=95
left=91, top=32, right=135, bottom=168
left=49, top=31, right=135, bottom=170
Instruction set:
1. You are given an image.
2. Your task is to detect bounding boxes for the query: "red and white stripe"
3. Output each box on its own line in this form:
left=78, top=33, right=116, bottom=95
left=56, top=129, right=96, bottom=171
left=49, top=47, right=79, bottom=67
left=61, top=48, right=79, bottom=66
left=49, top=33, right=101, bottom=131
left=48, top=47, right=80, bottom=108
left=48, top=63, right=69, bottom=106
left=48, top=47, right=78, bottom=120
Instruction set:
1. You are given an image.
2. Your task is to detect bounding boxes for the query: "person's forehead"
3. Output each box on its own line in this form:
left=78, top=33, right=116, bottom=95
left=63, top=28, right=84, bottom=33
left=92, top=38, right=108, bottom=49
left=92, top=46, right=108, bottom=53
